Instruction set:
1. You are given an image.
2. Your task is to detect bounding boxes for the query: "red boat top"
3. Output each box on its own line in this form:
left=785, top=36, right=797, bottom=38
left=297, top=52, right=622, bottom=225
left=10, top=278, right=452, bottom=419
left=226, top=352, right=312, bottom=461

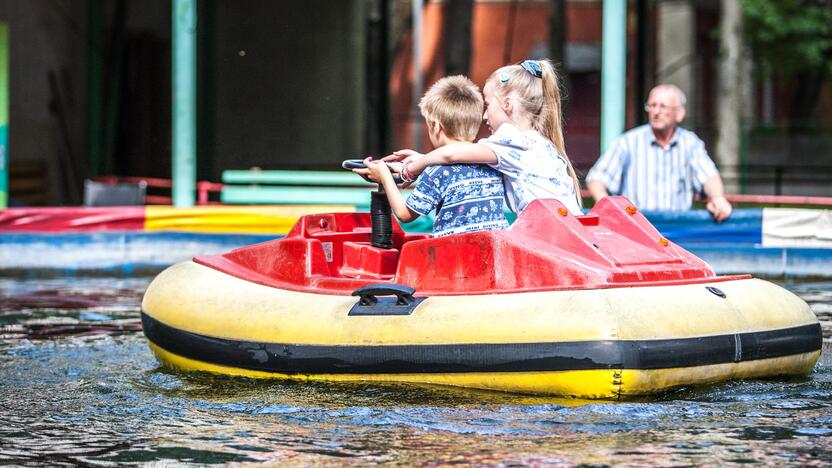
left=194, top=196, right=749, bottom=296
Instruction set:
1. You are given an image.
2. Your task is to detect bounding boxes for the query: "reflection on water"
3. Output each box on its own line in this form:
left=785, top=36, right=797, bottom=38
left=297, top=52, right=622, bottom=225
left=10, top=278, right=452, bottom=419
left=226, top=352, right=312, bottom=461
left=1, top=275, right=831, bottom=465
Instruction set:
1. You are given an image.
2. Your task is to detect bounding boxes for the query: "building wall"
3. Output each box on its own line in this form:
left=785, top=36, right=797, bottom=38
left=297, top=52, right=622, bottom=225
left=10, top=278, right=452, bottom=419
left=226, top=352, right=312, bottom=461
left=390, top=0, right=605, bottom=169
left=0, top=0, right=368, bottom=205
left=0, top=0, right=173, bottom=204
left=0, top=0, right=88, bottom=204
left=211, top=0, right=366, bottom=174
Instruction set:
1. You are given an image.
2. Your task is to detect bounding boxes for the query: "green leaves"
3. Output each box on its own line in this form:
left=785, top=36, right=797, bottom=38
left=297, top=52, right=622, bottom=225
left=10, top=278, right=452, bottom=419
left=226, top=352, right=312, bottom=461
left=742, top=0, right=832, bottom=76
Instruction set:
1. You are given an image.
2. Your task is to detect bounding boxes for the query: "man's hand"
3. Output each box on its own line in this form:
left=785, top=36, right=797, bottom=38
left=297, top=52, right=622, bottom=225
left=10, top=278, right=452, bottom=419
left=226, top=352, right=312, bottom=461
left=587, top=180, right=610, bottom=202
left=706, top=196, right=733, bottom=223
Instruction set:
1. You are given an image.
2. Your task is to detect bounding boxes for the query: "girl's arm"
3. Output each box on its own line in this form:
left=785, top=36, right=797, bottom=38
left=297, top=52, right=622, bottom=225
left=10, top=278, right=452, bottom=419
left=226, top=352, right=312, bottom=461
left=403, top=143, right=497, bottom=179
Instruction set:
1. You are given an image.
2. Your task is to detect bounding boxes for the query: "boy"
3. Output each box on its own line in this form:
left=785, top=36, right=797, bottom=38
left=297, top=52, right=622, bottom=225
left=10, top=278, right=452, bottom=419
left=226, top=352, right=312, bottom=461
left=362, top=75, right=508, bottom=237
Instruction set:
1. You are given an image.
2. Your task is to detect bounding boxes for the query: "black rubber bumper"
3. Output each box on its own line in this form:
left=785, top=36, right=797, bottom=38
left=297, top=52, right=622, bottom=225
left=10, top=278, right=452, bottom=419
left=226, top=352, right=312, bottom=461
left=141, top=312, right=822, bottom=375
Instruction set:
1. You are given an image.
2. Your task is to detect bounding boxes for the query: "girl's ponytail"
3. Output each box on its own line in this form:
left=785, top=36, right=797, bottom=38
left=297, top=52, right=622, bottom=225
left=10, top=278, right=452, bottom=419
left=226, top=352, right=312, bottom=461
left=537, top=61, right=582, bottom=208
left=487, top=59, right=583, bottom=209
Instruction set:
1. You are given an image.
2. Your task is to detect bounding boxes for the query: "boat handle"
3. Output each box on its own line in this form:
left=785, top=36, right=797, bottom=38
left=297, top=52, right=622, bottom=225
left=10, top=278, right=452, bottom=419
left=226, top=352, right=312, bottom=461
left=352, top=283, right=416, bottom=306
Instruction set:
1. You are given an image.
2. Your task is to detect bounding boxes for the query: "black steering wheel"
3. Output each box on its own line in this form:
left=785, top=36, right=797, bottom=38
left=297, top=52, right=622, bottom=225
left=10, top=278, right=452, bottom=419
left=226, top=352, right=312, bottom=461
left=342, top=159, right=403, bottom=184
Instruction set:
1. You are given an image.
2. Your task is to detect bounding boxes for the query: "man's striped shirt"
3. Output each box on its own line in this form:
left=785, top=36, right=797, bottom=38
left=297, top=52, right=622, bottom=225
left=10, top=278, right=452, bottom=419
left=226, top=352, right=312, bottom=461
left=585, top=124, right=719, bottom=211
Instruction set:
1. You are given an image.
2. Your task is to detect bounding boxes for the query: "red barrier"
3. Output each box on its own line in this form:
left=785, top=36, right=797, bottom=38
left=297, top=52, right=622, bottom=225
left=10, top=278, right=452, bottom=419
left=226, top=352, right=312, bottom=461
left=0, top=207, right=146, bottom=232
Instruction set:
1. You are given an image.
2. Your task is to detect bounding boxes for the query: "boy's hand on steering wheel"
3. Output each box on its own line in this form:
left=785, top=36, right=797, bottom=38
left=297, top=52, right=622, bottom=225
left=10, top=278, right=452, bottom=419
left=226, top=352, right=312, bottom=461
left=362, top=157, right=390, bottom=184
left=350, top=167, right=370, bottom=178
left=350, top=156, right=377, bottom=178
left=350, top=156, right=410, bottom=186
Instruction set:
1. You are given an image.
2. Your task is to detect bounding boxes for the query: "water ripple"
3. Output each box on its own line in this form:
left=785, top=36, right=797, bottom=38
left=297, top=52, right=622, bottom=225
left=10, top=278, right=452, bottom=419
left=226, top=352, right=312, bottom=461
left=1, top=275, right=831, bottom=464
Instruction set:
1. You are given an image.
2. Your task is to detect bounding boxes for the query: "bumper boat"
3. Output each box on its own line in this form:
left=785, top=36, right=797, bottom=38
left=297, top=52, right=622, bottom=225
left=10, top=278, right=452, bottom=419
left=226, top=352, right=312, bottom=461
left=141, top=161, right=822, bottom=399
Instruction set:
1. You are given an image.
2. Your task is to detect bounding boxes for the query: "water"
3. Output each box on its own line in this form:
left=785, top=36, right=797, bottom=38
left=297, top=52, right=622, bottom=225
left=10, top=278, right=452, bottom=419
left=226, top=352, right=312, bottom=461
left=1, top=275, right=831, bottom=466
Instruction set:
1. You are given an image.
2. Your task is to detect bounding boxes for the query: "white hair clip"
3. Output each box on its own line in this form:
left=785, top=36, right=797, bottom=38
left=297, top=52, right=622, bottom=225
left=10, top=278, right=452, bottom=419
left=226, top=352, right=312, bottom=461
left=499, top=72, right=510, bottom=84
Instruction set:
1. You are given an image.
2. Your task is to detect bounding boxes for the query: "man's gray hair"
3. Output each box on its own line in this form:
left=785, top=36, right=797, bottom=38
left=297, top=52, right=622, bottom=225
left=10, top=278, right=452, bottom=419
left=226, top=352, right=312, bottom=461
left=653, top=83, right=687, bottom=107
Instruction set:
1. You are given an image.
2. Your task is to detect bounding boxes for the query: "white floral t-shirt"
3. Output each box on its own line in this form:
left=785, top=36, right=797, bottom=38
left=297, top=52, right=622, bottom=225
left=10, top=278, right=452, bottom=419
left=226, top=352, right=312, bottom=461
left=478, top=123, right=581, bottom=214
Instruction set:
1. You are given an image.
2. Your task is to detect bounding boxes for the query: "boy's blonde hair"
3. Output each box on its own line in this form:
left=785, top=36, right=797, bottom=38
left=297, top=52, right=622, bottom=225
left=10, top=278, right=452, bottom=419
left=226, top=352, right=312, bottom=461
left=419, top=75, right=484, bottom=142
left=485, top=60, right=582, bottom=207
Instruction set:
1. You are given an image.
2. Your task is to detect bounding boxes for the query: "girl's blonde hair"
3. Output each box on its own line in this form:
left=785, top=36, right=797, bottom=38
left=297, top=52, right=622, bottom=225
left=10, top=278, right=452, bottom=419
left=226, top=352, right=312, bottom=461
left=485, top=60, right=582, bottom=208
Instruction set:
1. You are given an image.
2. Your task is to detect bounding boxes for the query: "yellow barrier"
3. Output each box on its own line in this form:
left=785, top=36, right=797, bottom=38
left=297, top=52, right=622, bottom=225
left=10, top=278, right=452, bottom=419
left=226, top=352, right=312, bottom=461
left=144, top=205, right=356, bottom=234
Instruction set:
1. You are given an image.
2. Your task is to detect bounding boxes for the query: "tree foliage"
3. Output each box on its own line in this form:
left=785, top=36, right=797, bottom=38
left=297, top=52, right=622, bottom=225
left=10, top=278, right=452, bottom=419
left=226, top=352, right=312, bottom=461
left=742, top=0, right=832, bottom=76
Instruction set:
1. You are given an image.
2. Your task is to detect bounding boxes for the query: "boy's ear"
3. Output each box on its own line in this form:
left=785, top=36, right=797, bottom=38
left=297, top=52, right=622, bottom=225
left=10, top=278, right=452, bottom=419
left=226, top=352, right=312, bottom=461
left=432, top=121, right=444, bottom=136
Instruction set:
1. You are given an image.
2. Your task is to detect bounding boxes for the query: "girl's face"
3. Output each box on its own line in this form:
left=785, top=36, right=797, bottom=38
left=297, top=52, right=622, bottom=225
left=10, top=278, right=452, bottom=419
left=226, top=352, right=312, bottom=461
left=483, top=82, right=511, bottom=134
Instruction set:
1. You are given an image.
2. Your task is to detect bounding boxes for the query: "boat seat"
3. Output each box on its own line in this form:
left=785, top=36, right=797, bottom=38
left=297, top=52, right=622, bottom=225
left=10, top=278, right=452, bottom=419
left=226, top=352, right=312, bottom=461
left=308, top=231, right=373, bottom=274
left=339, top=242, right=399, bottom=279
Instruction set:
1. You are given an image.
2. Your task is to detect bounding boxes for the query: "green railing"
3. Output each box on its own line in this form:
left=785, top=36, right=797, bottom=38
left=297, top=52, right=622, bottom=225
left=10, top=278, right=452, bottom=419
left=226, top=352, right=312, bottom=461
left=220, top=169, right=396, bottom=207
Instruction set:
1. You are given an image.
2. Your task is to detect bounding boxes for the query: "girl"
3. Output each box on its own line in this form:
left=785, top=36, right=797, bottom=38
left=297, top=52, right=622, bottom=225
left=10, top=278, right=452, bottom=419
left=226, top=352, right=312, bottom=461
left=388, top=59, right=582, bottom=215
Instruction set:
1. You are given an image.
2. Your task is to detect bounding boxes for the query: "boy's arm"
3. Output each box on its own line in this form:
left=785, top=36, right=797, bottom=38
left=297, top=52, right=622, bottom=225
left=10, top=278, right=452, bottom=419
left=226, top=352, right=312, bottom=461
left=364, top=161, right=420, bottom=222
left=379, top=172, right=420, bottom=222
left=401, top=143, right=497, bottom=179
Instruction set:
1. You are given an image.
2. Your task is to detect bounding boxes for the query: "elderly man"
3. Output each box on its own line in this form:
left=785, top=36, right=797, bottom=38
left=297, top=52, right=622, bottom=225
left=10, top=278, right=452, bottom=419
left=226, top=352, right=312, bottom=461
left=586, top=84, right=733, bottom=221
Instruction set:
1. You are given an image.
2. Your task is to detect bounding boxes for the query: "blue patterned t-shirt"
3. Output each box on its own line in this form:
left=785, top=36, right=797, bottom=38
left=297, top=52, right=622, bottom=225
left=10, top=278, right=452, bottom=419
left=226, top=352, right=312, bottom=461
left=405, top=164, right=509, bottom=237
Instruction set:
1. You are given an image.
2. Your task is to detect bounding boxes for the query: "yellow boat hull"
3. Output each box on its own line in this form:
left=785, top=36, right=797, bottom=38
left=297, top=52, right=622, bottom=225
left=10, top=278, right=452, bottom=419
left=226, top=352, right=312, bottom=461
left=142, top=261, right=822, bottom=399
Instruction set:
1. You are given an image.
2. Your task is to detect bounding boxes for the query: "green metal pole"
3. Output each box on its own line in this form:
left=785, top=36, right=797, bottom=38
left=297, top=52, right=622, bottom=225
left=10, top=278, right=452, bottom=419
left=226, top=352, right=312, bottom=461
left=172, top=0, right=197, bottom=207
left=600, top=0, right=627, bottom=153
left=0, top=23, right=8, bottom=209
